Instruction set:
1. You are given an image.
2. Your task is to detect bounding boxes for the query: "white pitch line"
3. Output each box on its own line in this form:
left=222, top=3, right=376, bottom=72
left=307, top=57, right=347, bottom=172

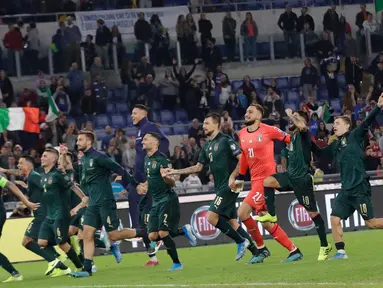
left=55, top=283, right=383, bottom=288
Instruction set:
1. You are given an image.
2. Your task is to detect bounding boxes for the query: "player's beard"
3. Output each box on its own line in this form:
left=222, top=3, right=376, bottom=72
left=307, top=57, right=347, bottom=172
left=244, top=119, right=255, bottom=126
left=204, top=130, right=213, bottom=137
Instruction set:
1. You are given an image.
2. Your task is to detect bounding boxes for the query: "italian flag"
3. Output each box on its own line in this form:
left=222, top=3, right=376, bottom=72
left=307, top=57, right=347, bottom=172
left=376, top=0, right=383, bottom=13
left=45, top=91, right=59, bottom=122
left=0, top=108, right=40, bottom=133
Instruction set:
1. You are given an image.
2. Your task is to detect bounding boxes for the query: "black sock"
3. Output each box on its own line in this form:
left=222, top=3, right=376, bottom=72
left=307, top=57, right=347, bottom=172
left=78, top=253, right=84, bottom=263
left=335, top=242, right=345, bottom=251
left=264, top=187, right=276, bottom=216
left=25, top=242, right=55, bottom=262
left=236, top=226, right=258, bottom=255
left=161, top=235, right=180, bottom=264
left=177, top=227, right=185, bottom=236
left=312, top=214, right=328, bottom=247
left=79, top=240, right=84, bottom=253
left=66, top=247, right=83, bottom=269
left=84, top=258, right=93, bottom=272
left=215, top=216, right=244, bottom=244
left=56, top=261, right=68, bottom=270
left=0, top=253, right=18, bottom=275
left=44, top=246, right=58, bottom=261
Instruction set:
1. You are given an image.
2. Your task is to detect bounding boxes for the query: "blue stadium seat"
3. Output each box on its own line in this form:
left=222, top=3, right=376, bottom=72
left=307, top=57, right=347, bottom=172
left=111, top=115, right=126, bottom=128
left=330, top=100, right=342, bottom=114
left=287, top=91, right=300, bottom=103
left=320, top=75, right=326, bottom=86
left=232, top=80, right=242, bottom=92
left=152, top=111, right=161, bottom=123
left=290, top=76, right=301, bottom=88
left=251, top=79, right=261, bottom=89
left=161, top=110, right=174, bottom=125
left=175, top=109, right=188, bottom=123
left=113, top=88, right=126, bottom=102
left=116, top=104, right=129, bottom=114
left=173, top=123, right=188, bottom=135
left=106, top=103, right=115, bottom=114
left=285, top=102, right=298, bottom=111
left=125, top=128, right=138, bottom=137
left=107, top=89, right=114, bottom=100
left=95, top=115, right=110, bottom=129
left=161, top=127, right=173, bottom=135
left=153, top=101, right=161, bottom=110
left=259, top=93, right=267, bottom=103
left=274, top=41, right=285, bottom=59
left=277, top=77, right=289, bottom=89
left=257, top=42, right=270, bottom=60
left=126, top=114, right=133, bottom=127
left=318, top=89, right=329, bottom=101
left=337, top=74, right=346, bottom=87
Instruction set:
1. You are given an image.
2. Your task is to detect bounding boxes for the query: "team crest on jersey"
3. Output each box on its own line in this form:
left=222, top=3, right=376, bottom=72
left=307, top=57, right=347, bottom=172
left=230, top=144, right=236, bottom=151
left=257, top=135, right=263, bottom=142
left=90, top=159, right=94, bottom=167
left=341, top=137, right=347, bottom=147
left=48, top=177, right=52, bottom=184
left=152, top=161, right=157, bottom=169
left=214, top=144, right=219, bottom=151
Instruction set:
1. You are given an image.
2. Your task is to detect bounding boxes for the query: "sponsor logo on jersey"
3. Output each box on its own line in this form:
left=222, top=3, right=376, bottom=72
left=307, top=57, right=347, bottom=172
left=191, top=206, right=221, bottom=240
left=288, top=199, right=316, bottom=231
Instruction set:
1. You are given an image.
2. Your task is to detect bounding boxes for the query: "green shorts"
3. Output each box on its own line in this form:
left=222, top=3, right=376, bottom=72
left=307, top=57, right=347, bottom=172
left=70, top=207, right=86, bottom=228
left=273, top=172, right=317, bottom=212
left=38, top=218, right=70, bottom=245
left=139, top=205, right=151, bottom=229
left=148, top=196, right=180, bottom=235
left=25, top=217, right=44, bottom=239
left=331, top=180, right=374, bottom=221
left=209, top=188, right=238, bottom=220
left=82, top=200, right=120, bottom=232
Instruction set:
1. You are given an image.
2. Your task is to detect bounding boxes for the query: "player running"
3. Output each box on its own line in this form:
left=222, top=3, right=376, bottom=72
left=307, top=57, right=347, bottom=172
left=0, top=171, right=39, bottom=282
left=312, top=94, right=383, bottom=260
left=235, top=104, right=302, bottom=263
left=168, top=113, right=259, bottom=262
left=37, top=148, right=85, bottom=277
left=264, top=109, right=331, bottom=260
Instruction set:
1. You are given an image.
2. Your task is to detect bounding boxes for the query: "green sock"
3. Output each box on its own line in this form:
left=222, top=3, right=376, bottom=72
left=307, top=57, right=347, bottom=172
left=25, top=242, right=55, bottom=262
left=0, top=253, right=18, bottom=275
left=161, top=235, right=180, bottom=264
left=66, top=247, right=83, bottom=269
left=264, top=187, right=276, bottom=216
left=236, top=226, right=258, bottom=255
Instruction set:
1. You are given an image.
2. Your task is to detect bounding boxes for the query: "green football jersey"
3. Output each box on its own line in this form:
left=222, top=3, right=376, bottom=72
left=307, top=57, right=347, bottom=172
left=198, top=133, right=241, bottom=192
left=65, top=169, right=81, bottom=210
left=287, top=130, right=312, bottom=178
left=145, top=151, right=176, bottom=206
left=41, top=167, right=71, bottom=220
left=26, top=170, right=46, bottom=218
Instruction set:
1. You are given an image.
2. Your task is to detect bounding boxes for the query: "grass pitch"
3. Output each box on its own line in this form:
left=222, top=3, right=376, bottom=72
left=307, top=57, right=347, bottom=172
left=2, top=230, right=383, bottom=288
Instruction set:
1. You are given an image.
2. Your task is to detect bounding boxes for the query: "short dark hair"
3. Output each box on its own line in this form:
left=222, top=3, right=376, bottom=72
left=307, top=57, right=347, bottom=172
left=134, top=104, right=148, bottom=112
left=78, top=130, right=95, bottom=144
left=20, top=155, right=35, bottom=166
left=296, top=110, right=309, bottom=124
left=147, top=132, right=161, bottom=144
left=45, top=148, right=59, bottom=157
left=336, top=115, right=352, bottom=129
left=250, top=103, right=264, bottom=116
left=205, top=112, right=221, bottom=127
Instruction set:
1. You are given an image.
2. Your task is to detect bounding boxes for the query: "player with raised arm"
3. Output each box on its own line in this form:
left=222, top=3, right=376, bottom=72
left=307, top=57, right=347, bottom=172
left=168, top=113, right=261, bottom=261
left=37, top=148, right=84, bottom=277
left=234, top=104, right=302, bottom=263
left=264, top=109, right=331, bottom=260
left=312, top=93, right=383, bottom=260
left=0, top=170, right=39, bottom=283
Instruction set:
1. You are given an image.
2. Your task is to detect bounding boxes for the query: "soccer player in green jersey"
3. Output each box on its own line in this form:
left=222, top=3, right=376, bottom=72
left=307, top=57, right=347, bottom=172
left=264, top=109, right=331, bottom=261
left=37, top=148, right=85, bottom=277
left=312, top=94, right=383, bottom=260
left=168, top=113, right=260, bottom=262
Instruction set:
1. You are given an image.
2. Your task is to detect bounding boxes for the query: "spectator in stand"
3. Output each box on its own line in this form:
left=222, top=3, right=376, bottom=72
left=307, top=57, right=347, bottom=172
left=67, top=62, right=84, bottom=106
left=114, top=128, right=128, bottom=153
left=150, top=15, right=170, bottom=67
left=297, top=7, right=315, bottom=33
left=205, top=38, right=222, bottom=73
left=101, top=125, right=114, bottom=151
left=261, top=77, right=281, bottom=95
left=185, top=78, right=202, bottom=120
left=221, top=120, right=238, bottom=141
left=198, top=13, right=213, bottom=64
left=56, top=114, right=67, bottom=139
left=263, top=87, right=284, bottom=118
left=134, top=12, right=152, bottom=60
left=80, top=88, right=97, bottom=115
left=365, top=138, right=381, bottom=171
left=3, top=24, right=23, bottom=76
left=24, top=23, right=40, bottom=74
left=170, top=146, right=188, bottom=170
left=363, top=14, right=383, bottom=52
left=323, top=56, right=340, bottom=99
left=238, top=75, right=256, bottom=100
left=308, top=112, right=319, bottom=137
left=37, top=80, right=51, bottom=109
left=221, top=110, right=234, bottom=129
left=344, top=32, right=358, bottom=59
left=90, top=57, right=104, bottom=83
left=374, top=62, right=383, bottom=89
left=64, top=16, right=82, bottom=70
left=93, top=74, right=107, bottom=114
left=136, top=56, right=156, bottom=80
left=52, top=24, right=65, bottom=73
left=241, top=12, right=258, bottom=63
left=95, top=19, right=112, bottom=69
left=222, top=12, right=237, bottom=62
left=250, top=91, right=263, bottom=105
left=302, top=94, right=322, bottom=118
left=53, top=85, right=71, bottom=115
left=174, top=175, right=184, bottom=194
left=188, top=118, right=203, bottom=143
left=176, top=15, right=187, bottom=64
left=356, top=4, right=370, bottom=31
left=363, top=13, right=378, bottom=34
left=81, top=35, right=96, bottom=71
left=225, top=93, right=239, bottom=120
left=337, top=16, right=351, bottom=52
left=342, top=84, right=358, bottom=113
left=316, top=120, right=329, bottom=140
left=62, top=122, right=78, bottom=151
left=0, top=70, right=14, bottom=107
left=345, top=56, right=363, bottom=93
left=135, top=74, right=156, bottom=119
left=302, top=22, right=319, bottom=57
left=122, top=139, right=136, bottom=172
left=314, top=32, right=334, bottom=61
left=20, top=88, right=38, bottom=107
left=323, top=5, right=339, bottom=36
left=50, top=76, right=58, bottom=93
left=183, top=173, right=202, bottom=193
left=236, top=88, right=248, bottom=115
left=219, top=74, right=231, bottom=107
left=185, top=14, right=198, bottom=64
left=205, top=173, right=214, bottom=192
left=120, top=59, right=136, bottom=88
left=277, top=5, right=298, bottom=58
left=159, top=69, right=179, bottom=110
left=111, top=25, right=124, bottom=67
left=300, top=58, right=319, bottom=100
left=105, top=138, right=122, bottom=165
left=173, top=58, right=197, bottom=109
left=354, top=97, right=366, bottom=121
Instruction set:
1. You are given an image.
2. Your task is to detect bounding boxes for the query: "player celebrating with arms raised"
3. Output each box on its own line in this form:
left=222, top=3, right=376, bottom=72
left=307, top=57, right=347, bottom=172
left=235, top=104, right=302, bottom=263
left=168, top=113, right=260, bottom=262
left=264, top=109, right=331, bottom=260
left=312, top=93, right=383, bottom=260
